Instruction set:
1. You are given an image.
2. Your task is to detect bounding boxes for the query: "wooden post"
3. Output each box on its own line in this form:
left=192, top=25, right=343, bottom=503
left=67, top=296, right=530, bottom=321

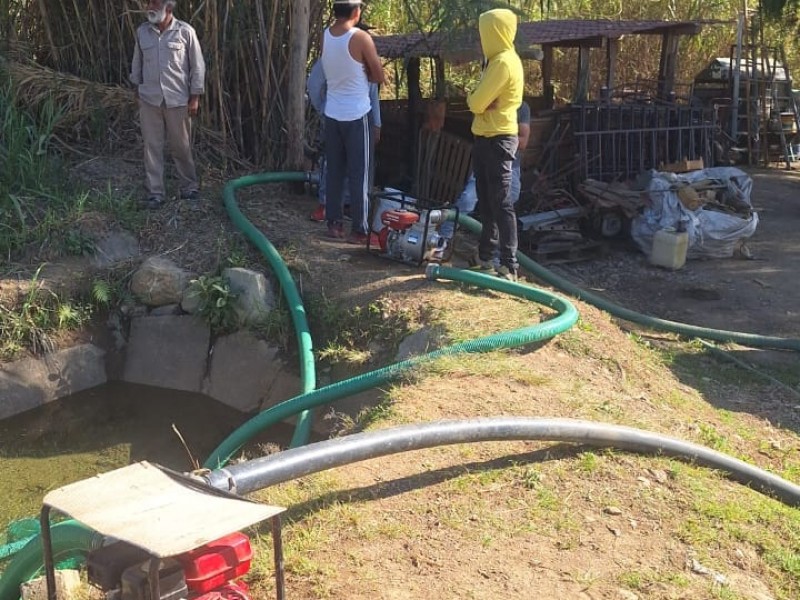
left=606, top=38, right=619, bottom=94
left=435, top=57, right=446, bottom=99
left=542, top=45, right=554, bottom=108
left=286, top=0, right=310, bottom=171
left=574, top=45, right=590, bottom=103
left=657, top=33, right=679, bottom=100
left=407, top=57, right=421, bottom=183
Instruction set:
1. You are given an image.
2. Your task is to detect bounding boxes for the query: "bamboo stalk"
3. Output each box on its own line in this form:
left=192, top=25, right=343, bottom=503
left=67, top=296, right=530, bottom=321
left=35, top=0, right=59, bottom=64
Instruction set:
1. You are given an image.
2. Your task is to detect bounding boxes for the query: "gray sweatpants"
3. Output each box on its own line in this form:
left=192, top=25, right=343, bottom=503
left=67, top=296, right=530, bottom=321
left=139, top=99, right=199, bottom=199
left=324, top=113, right=370, bottom=235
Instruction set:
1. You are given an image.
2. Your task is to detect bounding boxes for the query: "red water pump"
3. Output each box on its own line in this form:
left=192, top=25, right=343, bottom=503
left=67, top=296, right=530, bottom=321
left=86, top=532, right=253, bottom=599
left=369, top=195, right=454, bottom=265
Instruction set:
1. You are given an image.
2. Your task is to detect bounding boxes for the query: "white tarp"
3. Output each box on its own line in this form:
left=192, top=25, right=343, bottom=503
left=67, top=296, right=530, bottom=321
left=631, top=167, right=759, bottom=259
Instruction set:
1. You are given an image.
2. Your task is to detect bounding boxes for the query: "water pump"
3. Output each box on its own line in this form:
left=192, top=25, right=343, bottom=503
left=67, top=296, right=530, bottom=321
left=368, top=192, right=454, bottom=265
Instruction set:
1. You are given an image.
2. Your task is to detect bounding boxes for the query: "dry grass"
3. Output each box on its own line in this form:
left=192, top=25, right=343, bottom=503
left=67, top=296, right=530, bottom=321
left=240, top=262, right=800, bottom=600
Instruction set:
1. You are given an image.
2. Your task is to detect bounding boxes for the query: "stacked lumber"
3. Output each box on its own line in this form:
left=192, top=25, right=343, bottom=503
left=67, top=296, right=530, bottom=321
left=577, top=179, right=644, bottom=217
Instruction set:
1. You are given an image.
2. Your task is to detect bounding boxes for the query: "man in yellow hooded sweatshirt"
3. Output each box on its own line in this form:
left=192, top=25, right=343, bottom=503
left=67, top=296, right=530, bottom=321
left=467, top=8, right=524, bottom=281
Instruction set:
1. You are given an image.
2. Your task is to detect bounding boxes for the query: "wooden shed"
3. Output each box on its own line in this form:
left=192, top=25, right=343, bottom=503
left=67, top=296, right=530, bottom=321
left=372, top=19, right=704, bottom=202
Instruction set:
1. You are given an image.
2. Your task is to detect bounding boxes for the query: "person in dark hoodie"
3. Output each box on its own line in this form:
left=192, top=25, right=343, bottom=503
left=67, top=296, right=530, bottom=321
left=467, top=8, right=524, bottom=281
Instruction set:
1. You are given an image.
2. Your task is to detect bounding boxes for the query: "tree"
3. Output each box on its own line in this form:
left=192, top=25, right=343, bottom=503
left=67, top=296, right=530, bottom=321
left=287, top=0, right=311, bottom=171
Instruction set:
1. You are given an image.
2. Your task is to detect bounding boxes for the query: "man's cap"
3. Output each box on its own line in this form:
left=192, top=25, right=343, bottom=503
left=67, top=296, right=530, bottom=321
left=332, top=0, right=362, bottom=4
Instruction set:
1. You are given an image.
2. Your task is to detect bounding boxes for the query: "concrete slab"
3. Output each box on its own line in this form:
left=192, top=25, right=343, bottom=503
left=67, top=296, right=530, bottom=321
left=123, top=315, right=210, bottom=392
left=204, top=331, right=282, bottom=412
left=0, top=344, right=106, bottom=420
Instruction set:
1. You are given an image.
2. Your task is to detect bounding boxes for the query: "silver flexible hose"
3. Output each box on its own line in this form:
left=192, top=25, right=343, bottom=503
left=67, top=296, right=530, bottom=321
left=204, top=417, right=800, bottom=507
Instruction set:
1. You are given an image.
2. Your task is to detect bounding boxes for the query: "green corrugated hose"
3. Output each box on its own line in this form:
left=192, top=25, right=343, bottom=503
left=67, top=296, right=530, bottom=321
left=209, top=173, right=579, bottom=466
left=0, top=521, right=102, bottom=600
left=222, top=173, right=318, bottom=446
left=204, top=262, right=579, bottom=468
left=450, top=213, right=800, bottom=351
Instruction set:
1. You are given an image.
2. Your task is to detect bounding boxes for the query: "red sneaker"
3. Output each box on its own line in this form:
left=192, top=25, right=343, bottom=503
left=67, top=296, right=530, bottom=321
left=326, top=223, right=345, bottom=239
left=310, top=205, right=325, bottom=222
left=346, top=231, right=369, bottom=245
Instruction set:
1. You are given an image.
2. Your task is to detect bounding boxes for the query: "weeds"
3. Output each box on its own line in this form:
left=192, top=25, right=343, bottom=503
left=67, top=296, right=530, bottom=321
left=307, top=293, right=412, bottom=363
left=0, top=79, right=142, bottom=262
left=0, top=268, right=91, bottom=359
left=252, top=301, right=292, bottom=350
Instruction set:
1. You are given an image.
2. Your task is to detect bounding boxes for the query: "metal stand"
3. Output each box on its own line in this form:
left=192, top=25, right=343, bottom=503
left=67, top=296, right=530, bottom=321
left=40, top=462, right=287, bottom=600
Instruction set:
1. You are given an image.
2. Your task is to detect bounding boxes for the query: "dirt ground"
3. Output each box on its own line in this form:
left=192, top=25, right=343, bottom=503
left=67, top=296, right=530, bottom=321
left=124, top=163, right=798, bottom=600
left=63, top=158, right=800, bottom=348
left=11, top=159, right=798, bottom=600
left=548, top=168, right=800, bottom=342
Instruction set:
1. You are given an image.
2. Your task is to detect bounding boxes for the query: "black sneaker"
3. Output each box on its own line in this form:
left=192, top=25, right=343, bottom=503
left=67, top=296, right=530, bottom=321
left=180, top=190, right=201, bottom=210
left=496, top=265, right=518, bottom=282
left=467, top=251, right=494, bottom=272
left=138, top=196, right=164, bottom=210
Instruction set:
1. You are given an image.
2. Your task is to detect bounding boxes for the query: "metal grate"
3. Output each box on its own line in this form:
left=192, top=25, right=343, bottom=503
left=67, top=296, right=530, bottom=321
left=571, top=103, right=714, bottom=182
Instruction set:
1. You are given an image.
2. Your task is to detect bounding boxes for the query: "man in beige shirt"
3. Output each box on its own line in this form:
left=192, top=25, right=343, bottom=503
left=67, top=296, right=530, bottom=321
left=130, top=0, right=205, bottom=209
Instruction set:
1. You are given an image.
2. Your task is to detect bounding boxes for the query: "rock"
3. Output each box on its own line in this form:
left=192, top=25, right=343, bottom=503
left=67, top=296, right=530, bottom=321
left=395, top=326, right=447, bottom=361
left=648, top=468, right=669, bottom=483
left=91, top=230, right=140, bottom=268
left=223, top=267, right=275, bottom=326
left=204, top=331, right=282, bottom=412
left=603, top=506, right=623, bottom=515
left=21, top=569, right=81, bottom=600
left=131, top=257, right=194, bottom=306
left=150, top=303, right=181, bottom=316
left=616, top=590, right=639, bottom=600
left=181, top=284, right=203, bottom=315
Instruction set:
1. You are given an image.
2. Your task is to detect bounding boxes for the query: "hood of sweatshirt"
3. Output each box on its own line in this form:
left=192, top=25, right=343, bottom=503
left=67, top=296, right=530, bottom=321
left=479, top=8, right=517, bottom=60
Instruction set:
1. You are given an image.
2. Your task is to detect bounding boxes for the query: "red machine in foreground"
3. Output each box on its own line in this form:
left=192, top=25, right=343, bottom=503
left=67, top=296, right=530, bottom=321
left=87, top=532, right=253, bottom=599
left=39, top=462, right=286, bottom=600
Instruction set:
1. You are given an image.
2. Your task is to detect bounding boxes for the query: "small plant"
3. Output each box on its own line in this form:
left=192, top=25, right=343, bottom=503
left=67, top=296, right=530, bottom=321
left=91, top=279, right=113, bottom=307
left=189, top=274, right=239, bottom=333
left=63, top=230, right=96, bottom=256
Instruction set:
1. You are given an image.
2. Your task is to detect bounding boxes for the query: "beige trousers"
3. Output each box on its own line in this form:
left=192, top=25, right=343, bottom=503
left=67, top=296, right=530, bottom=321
left=139, top=100, right=198, bottom=199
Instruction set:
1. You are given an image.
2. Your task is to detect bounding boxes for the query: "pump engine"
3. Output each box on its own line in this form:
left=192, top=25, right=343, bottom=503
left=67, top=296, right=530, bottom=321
left=85, top=532, right=253, bottom=599
left=366, top=190, right=456, bottom=265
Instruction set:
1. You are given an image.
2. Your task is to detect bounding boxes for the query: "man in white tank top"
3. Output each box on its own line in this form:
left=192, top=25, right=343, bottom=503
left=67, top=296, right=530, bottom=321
left=320, top=0, right=385, bottom=244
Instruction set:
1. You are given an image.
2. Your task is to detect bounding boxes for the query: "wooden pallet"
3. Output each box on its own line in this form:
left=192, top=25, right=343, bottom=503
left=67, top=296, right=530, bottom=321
left=524, top=239, right=606, bottom=264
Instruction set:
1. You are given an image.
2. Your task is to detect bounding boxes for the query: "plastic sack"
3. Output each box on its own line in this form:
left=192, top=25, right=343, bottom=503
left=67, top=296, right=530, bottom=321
left=631, top=167, right=759, bottom=259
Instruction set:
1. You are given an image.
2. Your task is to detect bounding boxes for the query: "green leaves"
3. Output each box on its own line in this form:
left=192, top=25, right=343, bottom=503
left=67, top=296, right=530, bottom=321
left=190, top=275, right=240, bottom=334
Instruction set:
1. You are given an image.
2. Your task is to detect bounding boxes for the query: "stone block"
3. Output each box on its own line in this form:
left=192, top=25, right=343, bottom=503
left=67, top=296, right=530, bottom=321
left=204, top=331, right=282, bottom=412
left=123, top=315, right=210, bottom=393
left=0, top=344, right=106, bottom=420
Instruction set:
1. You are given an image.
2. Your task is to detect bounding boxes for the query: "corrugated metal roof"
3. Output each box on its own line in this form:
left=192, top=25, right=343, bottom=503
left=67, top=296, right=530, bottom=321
left=374, top=19, right=703, bottom=62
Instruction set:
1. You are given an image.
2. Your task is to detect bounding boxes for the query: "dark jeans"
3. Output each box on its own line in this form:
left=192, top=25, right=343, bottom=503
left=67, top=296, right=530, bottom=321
left=324, top=114, right=370, bottom=235
left=473, top=134, right=519, bottom=271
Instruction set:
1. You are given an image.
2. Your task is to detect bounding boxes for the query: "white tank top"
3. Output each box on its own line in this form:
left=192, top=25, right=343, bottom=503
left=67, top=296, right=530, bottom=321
left=321, top=27, right=371, bottom=121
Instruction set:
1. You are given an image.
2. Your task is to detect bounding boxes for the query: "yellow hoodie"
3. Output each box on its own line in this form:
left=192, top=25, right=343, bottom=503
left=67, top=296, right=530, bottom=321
left=467, top=9, right=524, bottom=137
